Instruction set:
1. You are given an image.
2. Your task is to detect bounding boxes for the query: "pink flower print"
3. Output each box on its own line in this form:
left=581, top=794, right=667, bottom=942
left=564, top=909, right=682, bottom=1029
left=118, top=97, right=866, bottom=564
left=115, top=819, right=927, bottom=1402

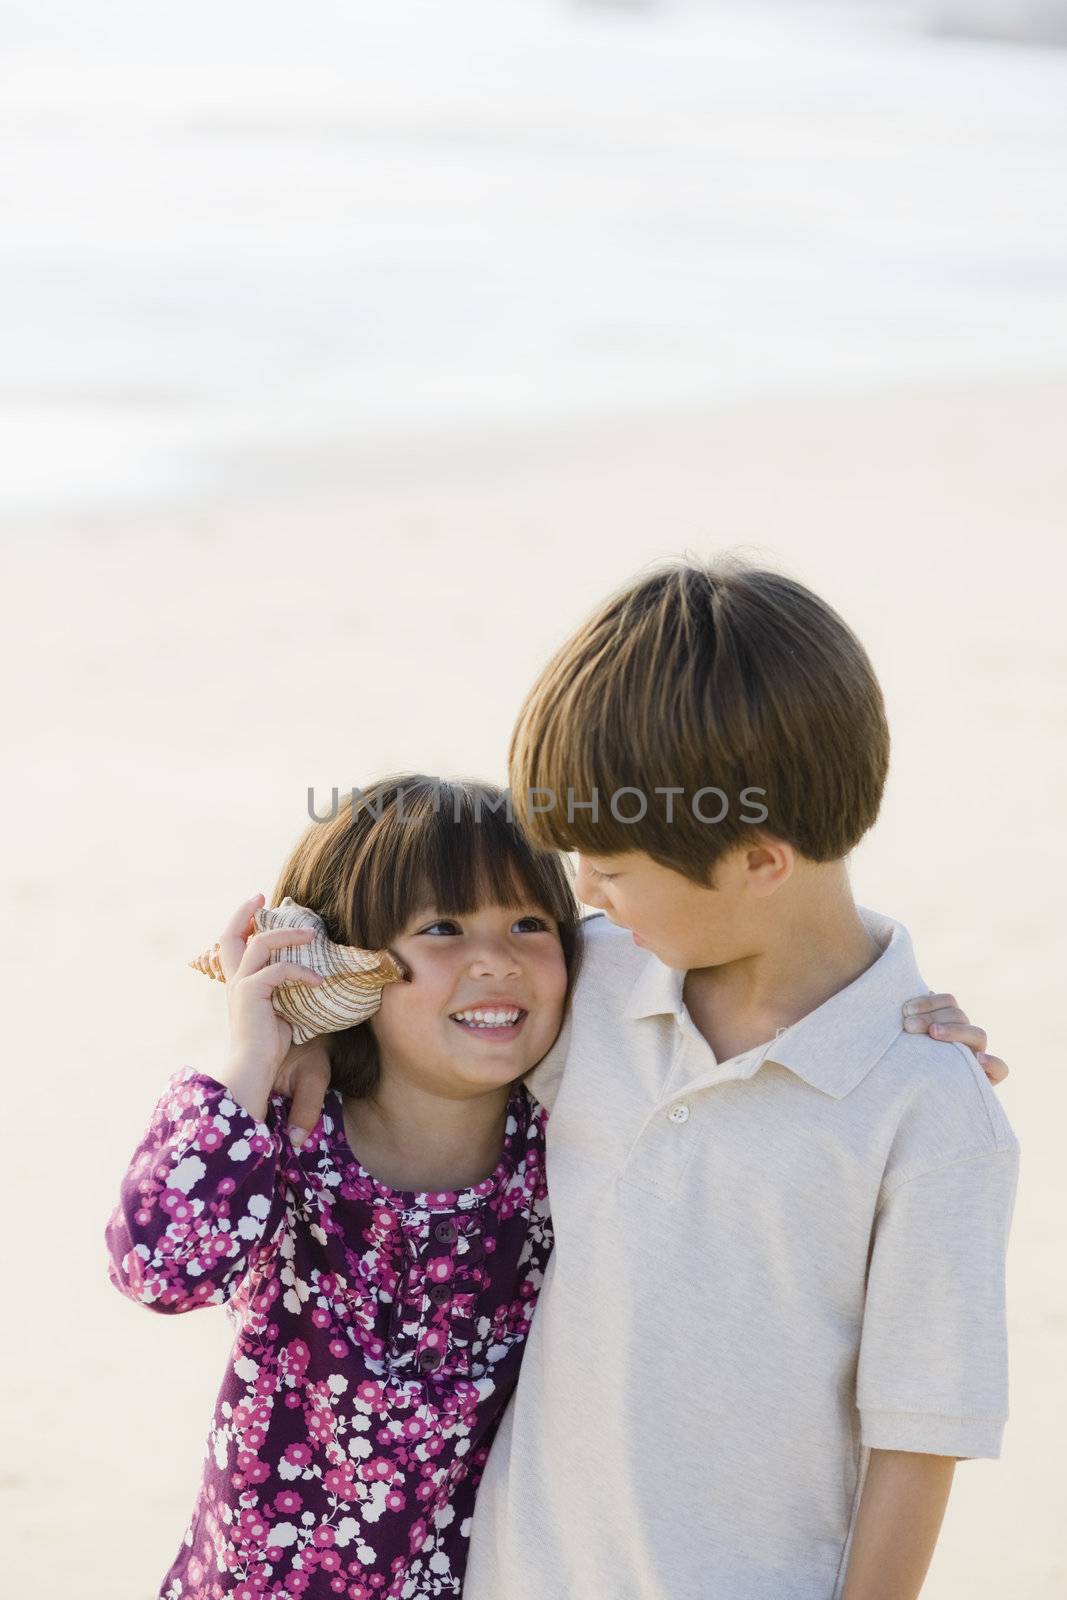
left=407, top=1518, right=428, bottom=1554
left=160, top=1189, right=194, bottom=1223
left=324, top=1466, right=356, bottom=1500
left=106, top=1073, right=550, bottom=1599
left=239, top=1507, right=269, bottom=1543
left=279, top=1339, right=311, bottom=1378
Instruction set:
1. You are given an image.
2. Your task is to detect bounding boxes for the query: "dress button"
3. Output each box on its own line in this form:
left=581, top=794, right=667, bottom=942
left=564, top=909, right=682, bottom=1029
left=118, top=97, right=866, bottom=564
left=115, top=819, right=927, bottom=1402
left=418, top=1349, right=443, bottom=1372
left=433, top=1220, right=458, bottom=1245
left=428, top=1283, right=451, bottom=1306
left=667, top=1103, right=690, bottom=1124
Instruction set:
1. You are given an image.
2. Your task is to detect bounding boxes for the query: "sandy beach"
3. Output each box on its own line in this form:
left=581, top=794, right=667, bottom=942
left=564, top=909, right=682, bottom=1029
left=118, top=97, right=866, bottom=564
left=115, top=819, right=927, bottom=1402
left=3, top=369, right=1065, bottom=1596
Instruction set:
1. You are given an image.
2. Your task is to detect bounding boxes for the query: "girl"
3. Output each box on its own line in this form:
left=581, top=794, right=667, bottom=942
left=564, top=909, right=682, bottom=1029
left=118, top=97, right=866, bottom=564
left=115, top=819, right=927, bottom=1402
left=105, top=775, right=583, bottom=1600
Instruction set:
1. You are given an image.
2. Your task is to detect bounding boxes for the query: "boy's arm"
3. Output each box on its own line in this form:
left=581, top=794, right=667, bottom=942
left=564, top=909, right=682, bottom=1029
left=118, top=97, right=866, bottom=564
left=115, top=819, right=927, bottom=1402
left=841, top=1450, right=956, bottom=1600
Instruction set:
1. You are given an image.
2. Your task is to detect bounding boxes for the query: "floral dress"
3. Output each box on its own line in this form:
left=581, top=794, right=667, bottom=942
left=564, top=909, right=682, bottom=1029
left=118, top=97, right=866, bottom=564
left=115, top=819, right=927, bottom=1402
left=105, top=1068, right=552, bottom=1599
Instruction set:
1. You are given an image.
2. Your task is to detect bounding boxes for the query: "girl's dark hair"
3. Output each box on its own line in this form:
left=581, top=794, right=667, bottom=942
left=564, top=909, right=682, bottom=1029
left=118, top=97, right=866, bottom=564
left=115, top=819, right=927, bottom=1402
left=270, top=774, right=583, bottom=1099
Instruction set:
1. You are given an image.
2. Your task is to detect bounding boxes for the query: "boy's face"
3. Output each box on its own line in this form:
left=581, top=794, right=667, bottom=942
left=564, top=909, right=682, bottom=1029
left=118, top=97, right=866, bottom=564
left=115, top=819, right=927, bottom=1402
left=370, top=899, right=569, bottom=1098
left=575, top=846, right=780, bottom=971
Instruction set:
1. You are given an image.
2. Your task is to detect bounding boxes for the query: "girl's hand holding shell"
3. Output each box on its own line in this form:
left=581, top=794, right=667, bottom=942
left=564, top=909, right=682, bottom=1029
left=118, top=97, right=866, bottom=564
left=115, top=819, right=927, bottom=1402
left=211, top=893, right=325, bottom=1121
left=190, top=891, right=405, bottom=1141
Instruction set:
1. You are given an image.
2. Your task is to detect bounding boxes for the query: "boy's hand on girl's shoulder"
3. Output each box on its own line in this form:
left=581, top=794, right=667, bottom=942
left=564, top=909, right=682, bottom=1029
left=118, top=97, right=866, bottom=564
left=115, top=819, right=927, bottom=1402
left=901, top=993, right=1009, bottom=1086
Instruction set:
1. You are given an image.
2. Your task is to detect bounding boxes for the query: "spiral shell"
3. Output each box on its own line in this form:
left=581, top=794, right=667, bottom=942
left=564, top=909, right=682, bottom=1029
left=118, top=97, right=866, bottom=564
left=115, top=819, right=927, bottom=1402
left=188, top=896, right=407, bottom=1045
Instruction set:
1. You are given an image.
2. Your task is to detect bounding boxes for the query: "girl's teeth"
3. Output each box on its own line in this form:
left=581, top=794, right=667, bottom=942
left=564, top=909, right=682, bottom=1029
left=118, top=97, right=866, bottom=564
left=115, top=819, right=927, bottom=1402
left=452, top=1009, right=522, bottom=1028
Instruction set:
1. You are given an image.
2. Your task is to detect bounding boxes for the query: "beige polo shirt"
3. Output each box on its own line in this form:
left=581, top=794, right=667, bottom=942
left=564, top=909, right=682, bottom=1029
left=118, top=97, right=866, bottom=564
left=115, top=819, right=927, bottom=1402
left=463, top=905, right=1020, bottom=1600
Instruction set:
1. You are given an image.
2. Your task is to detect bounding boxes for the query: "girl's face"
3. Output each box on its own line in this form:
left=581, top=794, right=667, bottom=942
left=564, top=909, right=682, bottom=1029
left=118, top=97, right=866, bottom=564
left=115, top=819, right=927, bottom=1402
left=369, top=897, right=569, bottom=1099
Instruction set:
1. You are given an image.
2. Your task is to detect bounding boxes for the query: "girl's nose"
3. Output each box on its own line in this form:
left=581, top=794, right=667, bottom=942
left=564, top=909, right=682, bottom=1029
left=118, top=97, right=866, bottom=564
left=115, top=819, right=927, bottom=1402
left=470, top=939, right=522, bottom=976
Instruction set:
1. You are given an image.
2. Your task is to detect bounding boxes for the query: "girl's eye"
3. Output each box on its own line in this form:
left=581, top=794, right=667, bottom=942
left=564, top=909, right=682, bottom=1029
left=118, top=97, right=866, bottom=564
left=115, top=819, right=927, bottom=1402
left=418, top=916, right=551, bottom=935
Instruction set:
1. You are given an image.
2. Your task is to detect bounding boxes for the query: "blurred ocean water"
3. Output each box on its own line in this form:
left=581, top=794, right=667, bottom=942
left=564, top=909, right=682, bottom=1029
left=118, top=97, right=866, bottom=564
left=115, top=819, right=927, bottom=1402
left=2, top=0, right=1066, bottom=515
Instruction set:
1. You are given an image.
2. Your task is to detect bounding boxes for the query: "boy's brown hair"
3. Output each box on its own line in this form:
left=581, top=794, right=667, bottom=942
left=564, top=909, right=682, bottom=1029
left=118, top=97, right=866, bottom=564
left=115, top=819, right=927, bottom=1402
left=507, top=558, right=890, bottom=885
left=272, top=774, right=583, bottom=1099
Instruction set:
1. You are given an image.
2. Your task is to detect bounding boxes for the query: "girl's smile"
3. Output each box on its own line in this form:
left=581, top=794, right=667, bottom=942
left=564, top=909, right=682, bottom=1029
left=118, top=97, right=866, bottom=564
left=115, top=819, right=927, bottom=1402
left=449, top=1004, right=529, bottom=1041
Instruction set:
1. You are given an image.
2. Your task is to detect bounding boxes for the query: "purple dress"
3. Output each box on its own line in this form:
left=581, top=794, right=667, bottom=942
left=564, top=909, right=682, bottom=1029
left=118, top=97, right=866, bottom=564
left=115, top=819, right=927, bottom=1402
left=105, top=1068, right=552, bottom=1599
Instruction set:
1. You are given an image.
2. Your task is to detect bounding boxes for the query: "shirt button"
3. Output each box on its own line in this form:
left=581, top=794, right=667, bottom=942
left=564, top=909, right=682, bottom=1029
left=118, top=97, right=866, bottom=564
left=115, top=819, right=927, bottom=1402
left=433, top=1220, right=458, bottom=1245
left=667, top=1103, right=690, bottom=1124
left=428, top=1283, right=451, bottom=1306
left=418, top=1349, right=443, bottom=1372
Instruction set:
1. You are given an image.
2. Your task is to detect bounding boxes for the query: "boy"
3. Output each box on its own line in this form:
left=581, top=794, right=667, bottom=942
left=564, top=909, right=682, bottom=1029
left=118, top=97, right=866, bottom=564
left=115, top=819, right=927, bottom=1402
left=459, top=559, right=1020, bottom=1600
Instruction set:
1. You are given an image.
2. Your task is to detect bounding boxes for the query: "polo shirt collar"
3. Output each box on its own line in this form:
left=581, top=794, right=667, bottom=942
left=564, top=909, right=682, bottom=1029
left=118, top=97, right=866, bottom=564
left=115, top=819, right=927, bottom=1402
left=623, top=904, right=927, bottom=1100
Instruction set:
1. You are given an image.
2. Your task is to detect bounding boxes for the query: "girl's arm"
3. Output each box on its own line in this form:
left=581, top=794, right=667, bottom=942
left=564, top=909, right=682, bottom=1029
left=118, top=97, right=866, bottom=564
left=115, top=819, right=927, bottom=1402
left=105, top=1066, right=289, bottom=1314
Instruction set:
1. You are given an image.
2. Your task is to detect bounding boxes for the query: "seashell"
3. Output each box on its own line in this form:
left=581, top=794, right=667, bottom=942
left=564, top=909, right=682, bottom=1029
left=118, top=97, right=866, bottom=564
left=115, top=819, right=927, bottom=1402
left=188, top=895, right=408, bottom=1045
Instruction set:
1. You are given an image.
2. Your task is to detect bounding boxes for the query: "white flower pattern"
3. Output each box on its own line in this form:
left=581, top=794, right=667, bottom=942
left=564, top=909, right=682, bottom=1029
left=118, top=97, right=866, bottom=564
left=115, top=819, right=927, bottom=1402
left=106, top=1068, right=552, bottom=1599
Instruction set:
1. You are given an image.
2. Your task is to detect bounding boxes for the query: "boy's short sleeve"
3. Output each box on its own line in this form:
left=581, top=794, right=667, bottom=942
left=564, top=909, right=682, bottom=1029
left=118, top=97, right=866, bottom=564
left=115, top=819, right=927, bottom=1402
left=857, top=1143, right=1020, bottom=1459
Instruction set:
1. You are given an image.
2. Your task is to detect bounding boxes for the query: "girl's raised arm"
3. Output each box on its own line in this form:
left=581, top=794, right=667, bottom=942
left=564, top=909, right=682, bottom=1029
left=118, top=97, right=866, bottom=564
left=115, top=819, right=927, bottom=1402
left=106, top=895, right=326, bottom=1311
left=105, top=1066, right=290, bottom=1313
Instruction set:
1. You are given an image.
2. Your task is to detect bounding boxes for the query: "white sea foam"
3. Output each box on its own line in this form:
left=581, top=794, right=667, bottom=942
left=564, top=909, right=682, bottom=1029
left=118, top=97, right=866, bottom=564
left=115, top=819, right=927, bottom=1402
left=3, top=0, right=1066, bottom=514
